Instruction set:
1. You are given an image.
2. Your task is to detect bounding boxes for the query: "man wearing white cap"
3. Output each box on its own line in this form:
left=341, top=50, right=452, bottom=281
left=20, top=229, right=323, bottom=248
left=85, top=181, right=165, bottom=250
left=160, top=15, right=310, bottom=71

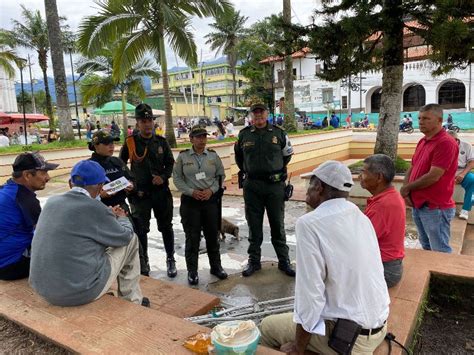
left=260, top=161, right=390, bottom=354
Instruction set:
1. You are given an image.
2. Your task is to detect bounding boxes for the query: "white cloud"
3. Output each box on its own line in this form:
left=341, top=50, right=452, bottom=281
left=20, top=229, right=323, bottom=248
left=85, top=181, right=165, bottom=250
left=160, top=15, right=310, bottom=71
left=0, top=0, right=318, bottom=80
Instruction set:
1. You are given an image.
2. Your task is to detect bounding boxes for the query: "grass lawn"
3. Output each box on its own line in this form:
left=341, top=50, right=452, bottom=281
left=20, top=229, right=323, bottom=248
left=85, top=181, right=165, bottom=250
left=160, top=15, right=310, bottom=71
left=0, top=128, right=342, bottom=155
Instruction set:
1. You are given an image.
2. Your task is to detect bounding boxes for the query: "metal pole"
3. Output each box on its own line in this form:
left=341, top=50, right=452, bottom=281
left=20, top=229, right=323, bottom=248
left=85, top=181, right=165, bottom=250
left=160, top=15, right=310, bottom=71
left=359, top=73, right=363, bottom=110
left=69, top=49, right=81, bottom=139
left=28, top=54, right=36, bottom=114
left=19, top=63, right=28, bottom=145
left=348, top=76, right=352, bottom=115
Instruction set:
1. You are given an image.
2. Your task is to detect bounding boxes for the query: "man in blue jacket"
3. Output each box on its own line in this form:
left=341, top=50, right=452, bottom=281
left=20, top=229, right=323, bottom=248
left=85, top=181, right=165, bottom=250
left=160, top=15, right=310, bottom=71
left=0, top=152, right=58, bottom=280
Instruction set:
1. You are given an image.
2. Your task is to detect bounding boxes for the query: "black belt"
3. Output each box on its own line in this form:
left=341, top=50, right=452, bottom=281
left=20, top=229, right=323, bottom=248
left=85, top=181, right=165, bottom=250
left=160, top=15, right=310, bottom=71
left=360, top=323, right=385, bottom=336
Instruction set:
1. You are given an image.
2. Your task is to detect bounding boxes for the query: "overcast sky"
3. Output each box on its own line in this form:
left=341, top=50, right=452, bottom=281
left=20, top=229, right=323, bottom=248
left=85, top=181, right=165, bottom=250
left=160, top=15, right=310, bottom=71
left=0, top=0, right=318, bottom=81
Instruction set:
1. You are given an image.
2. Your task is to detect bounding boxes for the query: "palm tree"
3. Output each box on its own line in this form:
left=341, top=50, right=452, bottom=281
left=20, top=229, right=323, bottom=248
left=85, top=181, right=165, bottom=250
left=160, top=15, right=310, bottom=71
left=0, top=32, right=21, bottom=79
left=77, top=0, right=232, bottom=148
left=77, top=51, right=160, bottom=138
left=1, top=5, right=55, bottom=125
left=282, top=0, right=297, bottom=132
left=205, top=9, right=248, bottom=108
left=44, top=0, right=74, bottom=140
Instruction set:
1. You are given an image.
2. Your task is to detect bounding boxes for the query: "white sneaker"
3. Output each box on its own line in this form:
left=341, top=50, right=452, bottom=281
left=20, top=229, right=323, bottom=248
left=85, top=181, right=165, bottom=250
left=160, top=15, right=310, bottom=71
left=459, top=210, right=469, bottom=220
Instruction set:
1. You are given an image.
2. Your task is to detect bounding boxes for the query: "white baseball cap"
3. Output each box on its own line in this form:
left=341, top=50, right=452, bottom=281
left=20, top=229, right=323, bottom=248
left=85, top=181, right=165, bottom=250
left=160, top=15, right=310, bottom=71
left=308, top=160, right=354, bottom=192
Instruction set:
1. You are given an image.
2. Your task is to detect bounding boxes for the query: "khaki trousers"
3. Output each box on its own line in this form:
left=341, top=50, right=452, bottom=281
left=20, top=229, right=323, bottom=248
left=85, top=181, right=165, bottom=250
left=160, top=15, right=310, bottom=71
left=96, top=234, right=143, bottom=305
left=260, top=313, right=387, bottom=354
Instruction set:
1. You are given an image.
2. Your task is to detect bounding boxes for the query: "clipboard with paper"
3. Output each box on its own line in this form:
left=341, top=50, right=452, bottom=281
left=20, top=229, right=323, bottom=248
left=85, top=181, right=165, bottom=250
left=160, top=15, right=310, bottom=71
left=103, top=176, right=131, bottom=194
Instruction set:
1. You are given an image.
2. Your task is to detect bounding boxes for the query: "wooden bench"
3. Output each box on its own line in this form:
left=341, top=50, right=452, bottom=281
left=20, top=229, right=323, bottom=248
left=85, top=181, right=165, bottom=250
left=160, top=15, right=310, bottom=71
left=0, top=278, right=279, bottom=353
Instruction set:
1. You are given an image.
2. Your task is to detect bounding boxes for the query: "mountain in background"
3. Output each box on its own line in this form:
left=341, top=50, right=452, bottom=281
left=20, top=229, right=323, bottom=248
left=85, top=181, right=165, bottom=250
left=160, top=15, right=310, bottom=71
left=15, top=75, right=152, bottom=104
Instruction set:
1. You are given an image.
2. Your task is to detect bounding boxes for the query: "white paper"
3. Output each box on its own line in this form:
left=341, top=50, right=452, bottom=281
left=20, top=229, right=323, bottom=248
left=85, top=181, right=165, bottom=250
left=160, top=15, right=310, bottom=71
left=103, top=177, right=131, bottom=194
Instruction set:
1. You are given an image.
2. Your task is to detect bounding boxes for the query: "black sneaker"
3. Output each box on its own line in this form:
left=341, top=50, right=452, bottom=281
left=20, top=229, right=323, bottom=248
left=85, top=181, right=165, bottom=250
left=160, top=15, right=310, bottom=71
left=242, top=262, right=261, bottom=277
left=141, top=297, right=151, bottom=308
left=166, top=257, right=177, bottom=278
left=278, top=262, right=296, bottom=277
left=188, top=271, right=199, bottom=285
left=210, top=266, right=228, bottom=280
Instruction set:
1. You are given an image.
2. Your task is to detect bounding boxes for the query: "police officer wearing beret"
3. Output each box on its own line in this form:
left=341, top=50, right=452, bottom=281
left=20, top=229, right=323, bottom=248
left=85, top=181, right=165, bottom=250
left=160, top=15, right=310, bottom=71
left=173, top=126, right=228, bottom=285
left=119, top=104, right=177, bottom=278
left=234, top=103, right=295, bottom=277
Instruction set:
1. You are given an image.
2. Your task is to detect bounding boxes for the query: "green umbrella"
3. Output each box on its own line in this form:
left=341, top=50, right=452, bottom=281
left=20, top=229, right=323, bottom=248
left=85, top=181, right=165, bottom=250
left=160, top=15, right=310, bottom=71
left=94, top=101, right=136, bottom=115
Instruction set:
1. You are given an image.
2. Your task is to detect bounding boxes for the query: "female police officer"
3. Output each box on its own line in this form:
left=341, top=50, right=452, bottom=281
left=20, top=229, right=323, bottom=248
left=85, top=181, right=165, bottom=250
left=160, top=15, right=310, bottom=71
left=173, top=126, right=228, bottom=285
left=88, top=130, right=134, bottom=208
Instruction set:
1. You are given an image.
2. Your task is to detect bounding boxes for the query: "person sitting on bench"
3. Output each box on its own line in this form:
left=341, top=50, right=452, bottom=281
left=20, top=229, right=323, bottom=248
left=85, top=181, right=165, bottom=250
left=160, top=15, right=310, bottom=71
left=0, top=152, right=58, bottom=280
left=29, top=160, right=149, bottom=307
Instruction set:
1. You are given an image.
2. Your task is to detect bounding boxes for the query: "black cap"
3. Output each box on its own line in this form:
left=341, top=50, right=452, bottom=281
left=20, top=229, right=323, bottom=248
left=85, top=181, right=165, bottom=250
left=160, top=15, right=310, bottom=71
left=135, top=103, right=156, bottom=120
left=249, top=103, right=268, bottom=112
left=13, top=152, right=59, bottom=172
left=88, top=130, right=120, bottom=151
left=189, top=126, right=210, bottom=137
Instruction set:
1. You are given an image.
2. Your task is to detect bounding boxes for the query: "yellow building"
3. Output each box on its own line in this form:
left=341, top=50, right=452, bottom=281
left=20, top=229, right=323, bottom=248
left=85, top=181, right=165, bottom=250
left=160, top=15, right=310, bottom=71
left=151, top=57, right=249, bottom=120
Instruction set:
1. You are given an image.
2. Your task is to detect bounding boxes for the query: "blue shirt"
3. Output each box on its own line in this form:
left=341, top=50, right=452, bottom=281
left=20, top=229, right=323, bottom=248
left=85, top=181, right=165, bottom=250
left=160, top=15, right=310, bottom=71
left=0, top=179, right=41, bottom=268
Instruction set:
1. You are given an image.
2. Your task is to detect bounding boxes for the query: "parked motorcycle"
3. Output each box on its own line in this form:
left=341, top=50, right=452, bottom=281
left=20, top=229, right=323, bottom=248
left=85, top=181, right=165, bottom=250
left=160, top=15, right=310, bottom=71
left=399, top=122, right=414, bottom=133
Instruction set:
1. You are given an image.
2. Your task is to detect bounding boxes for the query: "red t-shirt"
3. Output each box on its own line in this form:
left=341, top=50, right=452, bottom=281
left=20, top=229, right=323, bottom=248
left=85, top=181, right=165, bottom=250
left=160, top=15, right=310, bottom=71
left=409, top=129, right=458, bottom=209
left=365, top=187, right=406, bottom=262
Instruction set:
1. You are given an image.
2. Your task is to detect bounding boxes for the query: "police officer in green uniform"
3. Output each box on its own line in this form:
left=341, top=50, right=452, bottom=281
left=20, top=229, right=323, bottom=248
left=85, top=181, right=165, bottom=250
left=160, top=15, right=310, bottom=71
left=234, top=103, right=295, bottom=277
left=173, top=126, right=228, bottom=285
left=119, top=104, right=177, bottom=278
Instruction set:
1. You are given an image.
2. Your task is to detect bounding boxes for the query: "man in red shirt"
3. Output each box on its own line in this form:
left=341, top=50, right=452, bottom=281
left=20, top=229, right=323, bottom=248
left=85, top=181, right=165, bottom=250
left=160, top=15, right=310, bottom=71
left=360, top=154, right=405, bottom=288
left=400, top=104, right=458, bottom=253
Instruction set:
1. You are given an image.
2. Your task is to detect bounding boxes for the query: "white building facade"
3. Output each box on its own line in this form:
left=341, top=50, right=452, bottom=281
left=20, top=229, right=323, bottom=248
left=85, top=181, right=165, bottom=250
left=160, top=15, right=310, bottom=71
left=0, top=68, right=18, bottom=113
left=271, top=53, right=472, bottom=115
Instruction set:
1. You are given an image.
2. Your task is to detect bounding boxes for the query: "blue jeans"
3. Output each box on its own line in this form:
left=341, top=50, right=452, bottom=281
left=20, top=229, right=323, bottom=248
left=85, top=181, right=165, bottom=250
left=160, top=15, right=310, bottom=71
left=412, top=207, right=455, bottom=253
left=461, top=172, right=474, bottom=211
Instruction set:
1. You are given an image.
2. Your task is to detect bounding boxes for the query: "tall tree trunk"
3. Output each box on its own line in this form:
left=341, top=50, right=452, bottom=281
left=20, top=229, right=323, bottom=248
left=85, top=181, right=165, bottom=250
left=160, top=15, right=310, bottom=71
left=38, top=50, right=54, bottom=127
left=158, top=30, right=177, bottom=148
left=229, top=53, right=237, bottom=108
left=44, top=0, right=74, bottom=140
left=282, top=0, right=297, bottom=132
left=121, top=89, right=128, bottom=139
left=374, top=0, right=404, bottom=159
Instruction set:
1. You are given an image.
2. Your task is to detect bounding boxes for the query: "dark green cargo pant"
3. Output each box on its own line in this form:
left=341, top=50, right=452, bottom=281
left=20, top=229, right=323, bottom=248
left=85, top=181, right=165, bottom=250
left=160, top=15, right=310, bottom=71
left=243, top=179, right=289, bottom=264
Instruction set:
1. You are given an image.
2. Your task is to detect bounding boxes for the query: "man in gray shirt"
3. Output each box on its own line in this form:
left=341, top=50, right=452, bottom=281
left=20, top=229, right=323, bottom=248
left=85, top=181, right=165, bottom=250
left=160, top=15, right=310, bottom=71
left=29, top=160, right=148, bottom=307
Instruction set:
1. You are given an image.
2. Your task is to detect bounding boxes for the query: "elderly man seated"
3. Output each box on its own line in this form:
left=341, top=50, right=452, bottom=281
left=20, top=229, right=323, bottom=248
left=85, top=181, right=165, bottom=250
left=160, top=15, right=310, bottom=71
left=260, top=161, right=389, bottom=354
left=29, top=160, right=149, bottom=307
left=360, top=154, right=406, bottom=288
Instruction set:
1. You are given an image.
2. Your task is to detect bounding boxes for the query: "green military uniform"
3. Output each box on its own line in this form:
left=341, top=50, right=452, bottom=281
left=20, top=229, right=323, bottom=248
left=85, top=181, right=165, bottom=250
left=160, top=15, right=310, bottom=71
left=173, top=146, right=225, bottom=275
left=119, top=132, right=175, bottom=276
left=234, top=123, right=293, bottom=267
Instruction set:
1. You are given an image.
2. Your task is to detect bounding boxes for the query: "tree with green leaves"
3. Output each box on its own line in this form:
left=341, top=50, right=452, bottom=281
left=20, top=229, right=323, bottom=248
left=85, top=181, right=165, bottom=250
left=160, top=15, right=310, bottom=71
left=77, top=51, right=160, bottom=138
left=1, top=5, right=69, bottom=126
left=77, top=0, right=232, bottom=148
left=0, top=32, right=21, bottom=79
left=205, top=9, right=248, bottom=108
left=298, top=0, right=473, bottom=159
left=44, top=0, right=74, bottom=140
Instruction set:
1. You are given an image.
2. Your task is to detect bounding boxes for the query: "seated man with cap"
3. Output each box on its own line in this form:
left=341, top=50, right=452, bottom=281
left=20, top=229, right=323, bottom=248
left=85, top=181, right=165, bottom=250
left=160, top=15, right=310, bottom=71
left=29, top=160, right=148, bottom=307
left=0, top=152, right=58, bottom=280
left=260, top=161, right=389, bottom=354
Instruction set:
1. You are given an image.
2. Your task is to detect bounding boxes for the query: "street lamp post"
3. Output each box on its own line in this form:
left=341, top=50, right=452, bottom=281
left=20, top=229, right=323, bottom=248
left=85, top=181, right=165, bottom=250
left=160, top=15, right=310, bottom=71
left=18, top=58, right=28, bottom=145
left=27, top=54, right=36, bottom=114
left=68, top=48, right=81, bottom=139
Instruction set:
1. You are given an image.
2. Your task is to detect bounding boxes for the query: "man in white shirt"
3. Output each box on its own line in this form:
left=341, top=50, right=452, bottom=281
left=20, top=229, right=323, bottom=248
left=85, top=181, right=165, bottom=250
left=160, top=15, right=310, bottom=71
left=260, top=161, right=390, bottom=354
left=446, top=130, right=474, bottom=220
left=0, top=130, right=9, bottom=147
